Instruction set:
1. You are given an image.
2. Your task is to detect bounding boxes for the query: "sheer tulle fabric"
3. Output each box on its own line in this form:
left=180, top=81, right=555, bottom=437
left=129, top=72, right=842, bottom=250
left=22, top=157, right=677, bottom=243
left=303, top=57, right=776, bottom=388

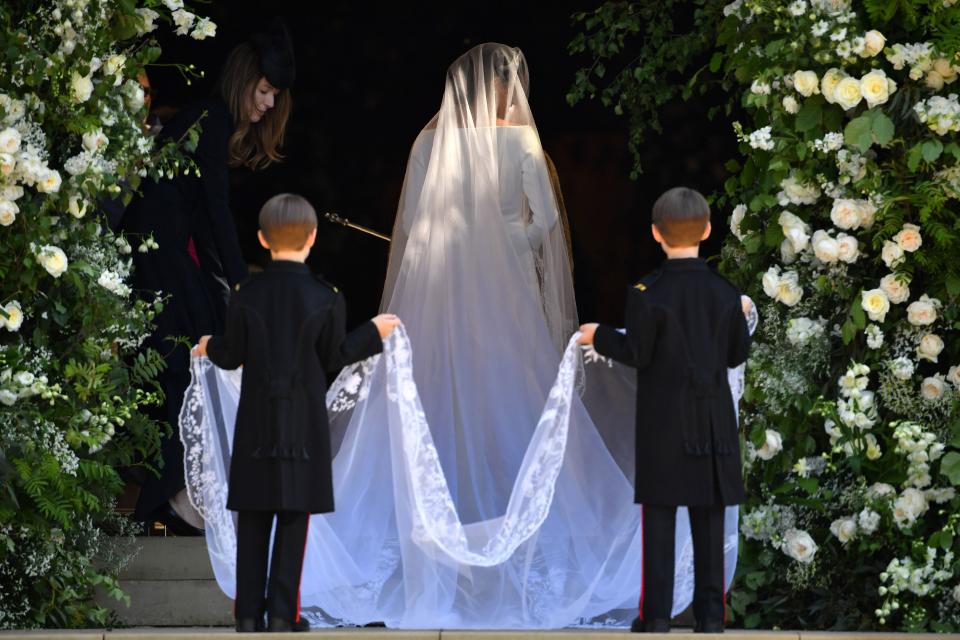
left=180, top=42, right=756, bottom=629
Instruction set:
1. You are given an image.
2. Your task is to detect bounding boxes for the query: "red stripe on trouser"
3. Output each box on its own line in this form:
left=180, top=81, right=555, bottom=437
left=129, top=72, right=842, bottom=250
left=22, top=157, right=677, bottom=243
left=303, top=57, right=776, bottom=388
left=295, top=517, right=310, bottom=623
left=638, top=505, right=645, bottom=620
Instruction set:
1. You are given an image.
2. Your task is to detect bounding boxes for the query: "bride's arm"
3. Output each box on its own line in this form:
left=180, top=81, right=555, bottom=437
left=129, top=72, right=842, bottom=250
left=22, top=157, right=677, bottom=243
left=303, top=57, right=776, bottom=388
left=519, top=129, right=559, bottom=250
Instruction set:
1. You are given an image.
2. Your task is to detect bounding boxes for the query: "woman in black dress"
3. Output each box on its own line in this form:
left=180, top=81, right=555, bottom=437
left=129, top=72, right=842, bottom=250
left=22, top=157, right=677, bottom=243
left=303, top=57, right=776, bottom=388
left=121, top=21, right=295, bottom=534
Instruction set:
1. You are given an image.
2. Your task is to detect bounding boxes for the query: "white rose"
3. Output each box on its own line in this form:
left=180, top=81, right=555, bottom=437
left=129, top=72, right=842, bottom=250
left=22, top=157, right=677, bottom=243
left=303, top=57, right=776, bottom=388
left=2, top=185, right=24, bottom=201
left=124, top=81, right=145, bottom=111
left=37, top=170, right=62, bottom=193
left=191, top=17, right=217, bottom=40
left=163, top=0, right=184, bottom=9
left=821, top=68, right=845, bottom=103
left=82, top=129, right=108, bottom=153
left=811, top=229, right=840, bottom=263
left=0, top=127, right=21, bottom=154
left=893, top=488, right=929, bottom=529
left=879, top=274, right=910, bottom=304
left=730, top=204, right=747, bottom=241
left=830, top=517, right=858, bottom=543
left=860, top=69, right=893, bottom=107
left=0, top=389, right=15, bottom=406
left=881, top=240, right=905, bottom=268
left=917, top=334, right=945, bottom=363
left=2, top=300, right=23, bottom=332
left=861, top=30, right=886, bottom=57
left=172, top=9, right=196, bottom=36
left=858, top=509, right=881, bottom=534
left=68, top=196, right=88, bottom=219
left=70, top=72, right=94, bottom=103
left=948, top=365, right=960, bottom=389
left=756, top=429, right=783, bottom=461
left=135, top=7, right=160, bottom=34
left=836, top=233, right=859, bottom=263
left=921, top=375, right=946, bottom=401
left=0, top=153, right=14, bottom=176
left=894, top=223, right=922, bottom=252
left=783, top=529, right=818, bottom=564
left=779, top=210, right=811, bottom=252
left=891, top=356, right=915, bottom=381
left=793, top=70, right=821, bottom=97
left=868, top=482, right=896, bottom=500
left=927, top=71, right=946, bottom=91
left=834, top=76, right=863, bottom=110
left=104, top=54, right=126, bottom=77
left=782, top=95, right=800, bottom=114
left=36, top=245, right=68, bottom=278
left=0, top=200, right=16, bottom=226
left=777, top=271, right=804, bottom=306
left=14, top=371, right=34, bottom=386
left=830, top=199, right=863, bottom=230
left=779, top=238, right=798, bottom=264
left=762, top=266, right=781, bottom=299
left=907, top=295, right=939, bottom=326
left=861, top=288, right=891, bottom=322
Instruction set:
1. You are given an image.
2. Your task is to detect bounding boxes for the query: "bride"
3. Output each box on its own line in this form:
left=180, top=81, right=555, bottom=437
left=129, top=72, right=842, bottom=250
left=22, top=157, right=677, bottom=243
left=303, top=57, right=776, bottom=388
left=181, top=43, right=747, bottom=629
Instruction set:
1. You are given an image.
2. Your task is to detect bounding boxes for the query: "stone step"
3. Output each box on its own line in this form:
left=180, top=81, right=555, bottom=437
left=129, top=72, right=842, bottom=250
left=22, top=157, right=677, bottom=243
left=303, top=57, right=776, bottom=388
left=97, top=579, right=232, bottom=627
left=120, top=538, right=215, bottom=581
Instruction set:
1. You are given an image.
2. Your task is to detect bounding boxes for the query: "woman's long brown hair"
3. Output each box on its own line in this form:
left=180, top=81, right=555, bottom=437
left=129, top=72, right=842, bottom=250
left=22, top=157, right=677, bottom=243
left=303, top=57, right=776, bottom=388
left=217, top=42, right=291, bottom=171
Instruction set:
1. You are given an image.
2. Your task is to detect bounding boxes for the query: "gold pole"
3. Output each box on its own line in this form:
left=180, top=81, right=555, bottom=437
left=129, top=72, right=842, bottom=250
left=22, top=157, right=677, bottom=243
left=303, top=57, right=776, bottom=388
left=323, top=212, right=391, bottom=242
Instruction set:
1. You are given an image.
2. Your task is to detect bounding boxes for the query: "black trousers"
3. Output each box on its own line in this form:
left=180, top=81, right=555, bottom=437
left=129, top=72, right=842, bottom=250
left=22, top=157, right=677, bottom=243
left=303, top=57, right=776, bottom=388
left=640, top=504, right=726, bottom=623
left=236, top=511, right=310, bottom=623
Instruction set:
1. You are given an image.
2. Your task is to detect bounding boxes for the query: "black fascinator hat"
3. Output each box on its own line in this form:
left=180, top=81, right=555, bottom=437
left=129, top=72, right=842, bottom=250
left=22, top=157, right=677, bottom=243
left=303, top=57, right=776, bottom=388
left=250, top=18, right=295, bottom=90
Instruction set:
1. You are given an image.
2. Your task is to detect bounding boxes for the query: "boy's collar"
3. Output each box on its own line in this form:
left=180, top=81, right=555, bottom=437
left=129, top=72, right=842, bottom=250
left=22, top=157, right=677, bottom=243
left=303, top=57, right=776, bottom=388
left=266, top=259, right=311, bottom=273
left=661, top=257, right=708, bottom=270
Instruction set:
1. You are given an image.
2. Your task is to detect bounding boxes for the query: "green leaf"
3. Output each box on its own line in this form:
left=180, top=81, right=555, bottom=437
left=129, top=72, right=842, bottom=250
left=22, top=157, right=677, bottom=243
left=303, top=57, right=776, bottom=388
left=947, top=275, right=960, bottom=297
left=795, top=101, right=821, bottom=132
left=922, top=139, right=943, bottom=163
left=850, top=295, right=866, bottom=329
left=841, top=319, right=856, bottom=345
left=871, top=112, right=895, bottom=146
left=940, top=452, right=960, bottom=486
left=844, top=115, right=873, bottom=152
left=908, top=143, right=924, bottom=172
left=709, top=52, right=724, bottom=73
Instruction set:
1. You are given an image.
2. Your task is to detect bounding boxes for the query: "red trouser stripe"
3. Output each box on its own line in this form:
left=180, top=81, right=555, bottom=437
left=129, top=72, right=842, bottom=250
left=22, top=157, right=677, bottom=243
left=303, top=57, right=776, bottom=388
left=638, top=505, right=645, bottom=620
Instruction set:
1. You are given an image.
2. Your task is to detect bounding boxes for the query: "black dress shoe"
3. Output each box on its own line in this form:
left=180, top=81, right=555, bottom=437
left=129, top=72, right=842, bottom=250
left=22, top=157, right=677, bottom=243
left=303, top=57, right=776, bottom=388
left=153, top=502, right=205, bottom=537
left=631, top=617, right=670, bottom=633
left=695, top=619, right=725, bottom=633
left=267, top=617, right=310, bottom=632
left=235, top=617, right=265, bottom=633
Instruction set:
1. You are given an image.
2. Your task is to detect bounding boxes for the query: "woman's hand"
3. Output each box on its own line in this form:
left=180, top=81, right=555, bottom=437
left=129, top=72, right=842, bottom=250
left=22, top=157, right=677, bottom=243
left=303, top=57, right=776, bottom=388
left=372, top=314, right=401, bottom=338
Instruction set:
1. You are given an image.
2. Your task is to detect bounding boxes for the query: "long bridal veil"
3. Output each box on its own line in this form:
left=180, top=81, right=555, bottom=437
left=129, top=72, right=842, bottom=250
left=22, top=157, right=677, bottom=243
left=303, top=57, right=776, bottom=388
left=181, top=43, right=753, bottom=629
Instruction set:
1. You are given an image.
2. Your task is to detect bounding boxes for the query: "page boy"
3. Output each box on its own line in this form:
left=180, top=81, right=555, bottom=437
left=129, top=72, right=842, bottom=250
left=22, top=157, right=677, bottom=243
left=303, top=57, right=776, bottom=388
left=193, top=193, right=399, bottom=632
left=578, top=187, right=751, bottom=634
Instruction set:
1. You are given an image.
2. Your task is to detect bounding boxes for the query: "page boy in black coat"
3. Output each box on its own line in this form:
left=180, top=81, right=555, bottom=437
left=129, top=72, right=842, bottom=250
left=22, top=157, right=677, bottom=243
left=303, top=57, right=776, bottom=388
left=578, top=187, right=752, bottom=634
left=194, top=194, right=400, bottom=632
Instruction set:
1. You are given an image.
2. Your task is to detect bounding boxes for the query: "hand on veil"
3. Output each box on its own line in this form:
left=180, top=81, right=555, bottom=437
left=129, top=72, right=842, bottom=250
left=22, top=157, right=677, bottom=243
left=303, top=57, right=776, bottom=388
left=192, top=335, right=211, bottom=357
left=372, top=314, right=401, bottom=338
left=576, top=323, right=598, bottom=346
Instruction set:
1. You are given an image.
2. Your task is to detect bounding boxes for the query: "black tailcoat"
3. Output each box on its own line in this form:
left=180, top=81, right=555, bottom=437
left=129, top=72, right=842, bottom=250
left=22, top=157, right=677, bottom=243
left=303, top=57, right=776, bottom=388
left=594, top=258, right=751, bottom=507
left=206, top=260, right=382, bottom=513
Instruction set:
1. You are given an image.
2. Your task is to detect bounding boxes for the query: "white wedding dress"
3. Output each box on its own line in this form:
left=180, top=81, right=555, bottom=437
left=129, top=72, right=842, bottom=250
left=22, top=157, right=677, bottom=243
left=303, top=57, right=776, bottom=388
left=179, top=43, right=757, bottom=629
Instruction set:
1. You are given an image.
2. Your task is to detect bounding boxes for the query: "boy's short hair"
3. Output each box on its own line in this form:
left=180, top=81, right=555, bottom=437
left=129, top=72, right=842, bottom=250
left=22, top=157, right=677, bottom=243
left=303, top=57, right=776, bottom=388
left=259, top=193, right=318, bottom=251
left=651, top=187, right=710, bottom=248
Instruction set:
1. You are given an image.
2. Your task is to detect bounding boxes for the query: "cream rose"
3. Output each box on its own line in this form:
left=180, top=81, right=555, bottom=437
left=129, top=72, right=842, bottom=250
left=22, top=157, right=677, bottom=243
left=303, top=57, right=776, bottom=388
left=82, top=129, right=108, bottom=153
left=0, top=153, right=14, bottom=176
left=36, top=245, right=68, bottom=278
left=779, top=210, right=810, bottom=253
left=793, top=70, right=820, bottom=97
left=834, top=76, right=863, bottom=111
left=762, top=267, right=781, bottom=299
left=70, top=72, right=94, bottom=103
left=777, top=271, right=804, bottom=307
left=730, top=204, right=747, bottom=241
left=783, top=529, right=818, bottom=564
left=879, top=273, right=910, bottom=304
left=37, top=170, right=62, bottom=194
left=860, top=69, right=894, bottom=107
left=894, top=223, right=922, bottom=252
left=926, top=71, right=946, bottom=91
left=948, top=365, right=960, bottom=389
left=782, top=95, right=800, bottom=114
left=830, top=199, right=863, bottom=230
left=830, top=517, right=857, bottom=543
left=917, top=334, right=944, bottom=363
left=0, top=200, right=18, bottom=226
left=0, top=127, right=21, bottom=154
left=68, top=196, right=88, bottom=219
left=907, top=295, right=939, bottom=326
left=933, top=58, right=958, bottom=83
left=861, top=30, right=886, bottom=57
left=756, top=429, right=783, bottom=461
left=812, top=229, right=840, bottom=263
left=893, top=488, right=928, bottom=529
left=921, top=375, right=946, bottom=401
left=881, top=240, right=905, bottom=268
left=820, top=68, right=845, bottom=104
left=780, top=239, right=798, bottom=264
left=2, top=300, right=23, bottom=332
left=104, top=54, right=126, bottom=78
left=836, top=233, right=859, bottom=263
left=861, top=288, right=890, bottom=322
